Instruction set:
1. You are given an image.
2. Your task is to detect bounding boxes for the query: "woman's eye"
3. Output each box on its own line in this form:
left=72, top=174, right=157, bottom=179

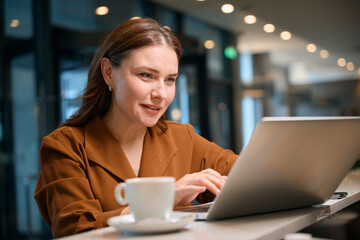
left=165, top=78, right=176, bottom=84
left=138, top=73, right=153, bottom=80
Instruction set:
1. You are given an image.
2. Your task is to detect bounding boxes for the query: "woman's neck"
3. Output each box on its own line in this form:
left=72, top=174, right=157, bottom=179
left=102, top=111, right=147, bottom=147
left=102, top=111, right=147, bottom=176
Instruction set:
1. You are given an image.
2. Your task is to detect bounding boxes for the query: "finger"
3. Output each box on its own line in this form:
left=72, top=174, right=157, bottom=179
left=175, top=180, right=207, bottom=195
left=174, top=185, right=206, bottom=206
left=177, top=184, right=206, bottom=194
left=187, top=185, right=207, bottom=194
left=177, top=171, right=225, bottom=194
left=198, top=170, right=226, bottom=187
left=201, top=168, right=223, bottom=179
left=200, top=178, right=221, bottom=195
left=205, top=173, right=225, bottom=190
left=186, top=171, right=225, bottom=192
left=192, top=173, right=225, bottom=195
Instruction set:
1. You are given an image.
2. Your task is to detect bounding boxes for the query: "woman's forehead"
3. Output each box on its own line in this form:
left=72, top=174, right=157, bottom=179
left=122, top=45, right=179, bottom=72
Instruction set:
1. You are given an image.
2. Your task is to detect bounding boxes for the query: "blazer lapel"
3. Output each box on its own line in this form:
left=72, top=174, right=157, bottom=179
left=138, top=125, right=177, bottom=177
left=84, top=117, right=136, bottom=181
left=84, top=117, right=177, bottom=180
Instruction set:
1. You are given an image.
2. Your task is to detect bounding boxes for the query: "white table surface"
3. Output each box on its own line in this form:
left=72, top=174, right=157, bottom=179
left=57, top=170, right=360, bottom=240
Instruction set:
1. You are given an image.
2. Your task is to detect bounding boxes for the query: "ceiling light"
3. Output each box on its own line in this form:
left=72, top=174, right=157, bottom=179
left=244, top=15, right=256, bottom=24
left=10, top=19, right=20, bottom=28
left=197, top=0, right=205, bottom=1
left=319, top=50, right=329, bottom=59
left=95, top=6, right=109, bottom=15
left=204, top=40, right=215, bottom=49
left=280, top=31, right=292, bottom=40
left=306, top=44, right=317, bottom=53
left=221, top=4, right=234, bottom=14
left=337, top=58, right=346, bottom=67
left=130, top=16, right=141, bottom=20
left=263, top=24, right=275, bottom=33
left=346, top=62, right=355, bottom=71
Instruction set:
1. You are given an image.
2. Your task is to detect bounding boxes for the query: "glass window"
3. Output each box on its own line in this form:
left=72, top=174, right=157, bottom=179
left=183, top=16, right=224, bottom=80
left=240, top=53, right=253, bottom=84
left=241, top=97, right=255, bottom=148
left=209, top=84, right=232, bottom=149
left=0, top=112, right=3, bottom=142
left=167, top=64, right=201, bottom=134
left=3, top=0, right=44, bottom=237
left=51, top=0, right=97, bottom=30
left=153, top=5, right=178, bottom=32
left=95, top=0, right=144, bottom=30
left=60, top=67, right=88, bottom=122
left=167, top=74, right=190, bottom=124
left=11, top=53, right=42, bottom=235
left=51, top=0, right=144, bottom=31
left=4, top=0, right=33, bottom=38
left=54, top=0, right=146, bottom=122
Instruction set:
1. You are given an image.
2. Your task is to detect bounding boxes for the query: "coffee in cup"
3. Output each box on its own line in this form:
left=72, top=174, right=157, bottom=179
left=115, top=177, right=175, bottom=221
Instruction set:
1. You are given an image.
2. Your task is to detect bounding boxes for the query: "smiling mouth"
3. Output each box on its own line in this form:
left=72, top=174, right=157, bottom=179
left=142, top=104, right=161, bottom=111
left=147, top=106, right=160, bottom=110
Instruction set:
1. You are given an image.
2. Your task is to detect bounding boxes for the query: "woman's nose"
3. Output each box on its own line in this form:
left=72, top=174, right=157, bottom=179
left=151, top=81, right=166, bottom=100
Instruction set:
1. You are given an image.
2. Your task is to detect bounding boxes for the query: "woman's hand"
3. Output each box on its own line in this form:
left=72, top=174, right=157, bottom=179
left=120, top=206, right=131, bottom=215
left=174, top=168, right=228, bottom=206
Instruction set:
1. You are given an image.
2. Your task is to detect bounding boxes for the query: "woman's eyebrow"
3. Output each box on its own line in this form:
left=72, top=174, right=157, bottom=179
left=168, top=73, right=178, bottom=77
left=134, top=66, right=178, bottom=76
left=133, top=66, right=159, bottom=74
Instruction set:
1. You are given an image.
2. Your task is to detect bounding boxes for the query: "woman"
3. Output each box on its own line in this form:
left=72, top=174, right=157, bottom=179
left=34, top=18, right=238, bottom=237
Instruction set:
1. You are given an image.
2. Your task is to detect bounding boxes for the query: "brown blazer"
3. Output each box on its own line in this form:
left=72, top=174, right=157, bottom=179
left=34, top=117, right=237, bottom=237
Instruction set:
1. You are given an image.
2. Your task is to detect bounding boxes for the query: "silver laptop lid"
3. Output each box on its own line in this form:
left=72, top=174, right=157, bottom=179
left=207, top=117, right=360, bottom=220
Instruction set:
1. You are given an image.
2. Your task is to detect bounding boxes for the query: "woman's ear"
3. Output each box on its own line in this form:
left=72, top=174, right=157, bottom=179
left=101, top=57, right=114, bottom=87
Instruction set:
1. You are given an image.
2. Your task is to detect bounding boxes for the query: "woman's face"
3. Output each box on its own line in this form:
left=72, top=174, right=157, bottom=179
left=105, top=44, right=178, bottom=128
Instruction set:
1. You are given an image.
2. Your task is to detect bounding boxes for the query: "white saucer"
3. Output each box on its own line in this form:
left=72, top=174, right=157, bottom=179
left=107, top=212, right=195, bottom=234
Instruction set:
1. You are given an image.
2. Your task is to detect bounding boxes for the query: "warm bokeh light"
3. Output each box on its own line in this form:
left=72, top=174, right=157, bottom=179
left=130, top=16, right=141, bottom=20
left=346, top=62, right=355, bottom=71
left=163, top=26, right=171, bottom=31
left=10, top=19, right=20, bottom=27
left=221, top=4, right=234, bottom=14
left=337, top=58, right=346, bottom=67
left=306, top=44, right=317, bottom=53
left=319, top=50, right=329, bottom=59
left=171, top=108, right=181, bottom=121
left=204, top=40, right=215, bottom=49
left=244, top=15, right=257, bottom=24
left=197, top=0, right=205, bottom=1
left=263, top=24, right=275, bottom=33
left=280, top=31, right=292, bottom=40
left=95, top=6, right=109, bottom=15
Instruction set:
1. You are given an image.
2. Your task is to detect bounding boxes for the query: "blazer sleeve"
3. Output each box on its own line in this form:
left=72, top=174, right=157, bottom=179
left=185, top=124, right=239, bottom=203
left=34, top=130, right=126, bottom=238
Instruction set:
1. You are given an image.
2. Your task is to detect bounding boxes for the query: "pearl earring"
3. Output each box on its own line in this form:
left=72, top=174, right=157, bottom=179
left=108, top=86, right=112, bottom=91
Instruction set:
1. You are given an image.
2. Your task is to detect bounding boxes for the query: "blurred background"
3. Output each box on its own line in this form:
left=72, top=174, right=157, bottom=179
left=0, top=0, right=359, bottom=239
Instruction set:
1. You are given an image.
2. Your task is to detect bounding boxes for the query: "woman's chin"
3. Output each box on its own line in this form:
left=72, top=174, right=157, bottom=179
left=141, top=119, right=161, bottom=128
left=144, top=123, right=157, bottom=128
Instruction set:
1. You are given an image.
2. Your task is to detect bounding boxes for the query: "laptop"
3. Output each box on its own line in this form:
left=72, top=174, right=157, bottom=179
left=179, top=116, right=360, bottom=220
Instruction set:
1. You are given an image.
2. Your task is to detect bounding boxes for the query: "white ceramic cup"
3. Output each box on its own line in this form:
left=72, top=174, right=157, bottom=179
left=115, top=177, right=175, bottom=221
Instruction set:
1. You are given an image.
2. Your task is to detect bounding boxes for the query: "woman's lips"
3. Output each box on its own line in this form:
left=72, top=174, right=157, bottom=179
left=141, top=104, right=162, bottom=114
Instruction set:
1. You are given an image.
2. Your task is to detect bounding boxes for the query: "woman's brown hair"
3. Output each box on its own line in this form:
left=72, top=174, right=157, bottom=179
left=62, top=18, right=182, bottom=128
